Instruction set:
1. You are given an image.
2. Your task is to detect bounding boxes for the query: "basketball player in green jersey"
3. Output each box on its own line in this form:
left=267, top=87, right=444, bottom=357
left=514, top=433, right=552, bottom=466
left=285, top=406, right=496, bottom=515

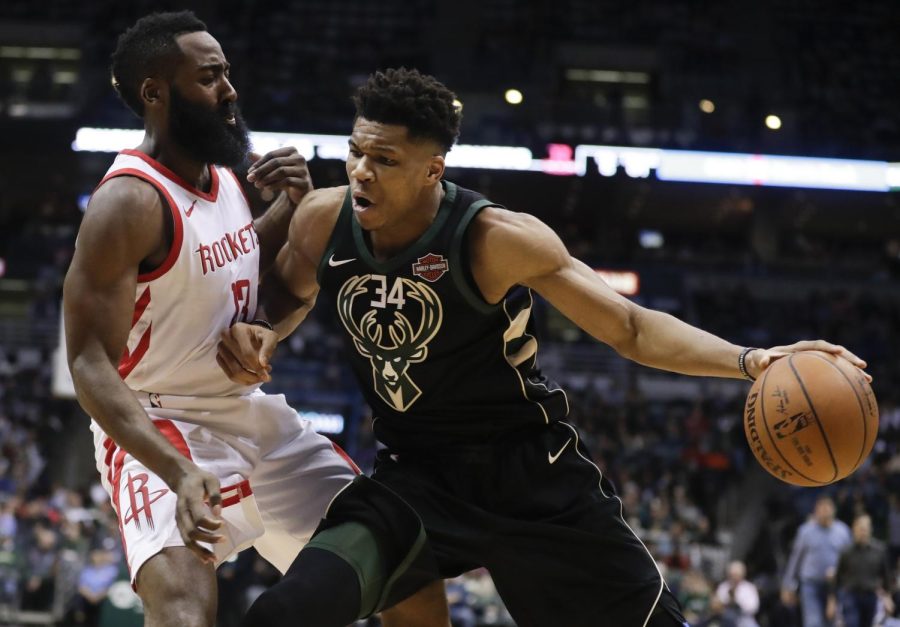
left=218, top=69, right=869, bottom=627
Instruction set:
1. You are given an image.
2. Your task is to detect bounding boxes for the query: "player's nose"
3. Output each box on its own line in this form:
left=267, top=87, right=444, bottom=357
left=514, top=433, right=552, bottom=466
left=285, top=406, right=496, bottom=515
left=221, top=76, right=237, bottom=103
left=350, top=157, right=375, bottom=182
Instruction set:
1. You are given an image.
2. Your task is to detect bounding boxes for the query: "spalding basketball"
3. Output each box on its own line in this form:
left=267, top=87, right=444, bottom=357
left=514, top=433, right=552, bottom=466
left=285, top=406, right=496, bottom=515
left=743, top=351, right=878, bottom=486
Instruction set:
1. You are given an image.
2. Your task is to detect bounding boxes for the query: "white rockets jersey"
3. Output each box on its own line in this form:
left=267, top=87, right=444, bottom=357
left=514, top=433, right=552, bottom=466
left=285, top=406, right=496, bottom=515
left=98, top=149, right=260, bottom=397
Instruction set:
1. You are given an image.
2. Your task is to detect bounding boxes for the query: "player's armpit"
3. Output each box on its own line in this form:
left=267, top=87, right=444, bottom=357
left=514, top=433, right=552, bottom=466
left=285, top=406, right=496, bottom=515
left=468, top=207, right=568, bottom=304
left=468, top=207, right=638, bottom=352
left=467, top=208, right=752, bottom=378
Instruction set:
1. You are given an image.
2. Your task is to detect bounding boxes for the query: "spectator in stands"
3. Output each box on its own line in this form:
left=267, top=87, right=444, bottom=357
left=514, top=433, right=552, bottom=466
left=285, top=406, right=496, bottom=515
left=827, top=513, right=893, bottom=627
left=888, top=494, right=900, bottom=567
left=679, top=568, right=714, bottom=624
left=0, top=533, right=21, bottom=607
left=445, top=576, right=477, bottom=627
left=782, top=495, right=852, bottom=627
left=714, top=560, right=760, bottom=627
left=20, top=522, right=58, bottom=611
left=66, top=548, right=118, bottom=626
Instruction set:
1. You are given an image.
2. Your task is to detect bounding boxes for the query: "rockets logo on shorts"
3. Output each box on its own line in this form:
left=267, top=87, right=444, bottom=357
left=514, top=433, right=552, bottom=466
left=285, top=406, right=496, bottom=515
left=122, top=472, right=170, bottom=531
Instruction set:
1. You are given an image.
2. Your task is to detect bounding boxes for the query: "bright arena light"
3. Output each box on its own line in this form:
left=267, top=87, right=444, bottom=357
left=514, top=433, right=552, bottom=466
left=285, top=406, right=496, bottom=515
left=504, top=88, right=523, bottom=105
left=72, top=127, right=898, bottom=192
left=452, top=98, right=463, bottom=111
left=699, top=99, right=715, bottom=114
left=765, top=114, right=782, bottom=130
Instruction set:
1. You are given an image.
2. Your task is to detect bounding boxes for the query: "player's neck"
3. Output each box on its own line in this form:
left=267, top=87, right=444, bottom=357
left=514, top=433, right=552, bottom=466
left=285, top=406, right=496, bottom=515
left=368, top=184, right=444, bottom=260
left=136, top=134, right=212, bottom=192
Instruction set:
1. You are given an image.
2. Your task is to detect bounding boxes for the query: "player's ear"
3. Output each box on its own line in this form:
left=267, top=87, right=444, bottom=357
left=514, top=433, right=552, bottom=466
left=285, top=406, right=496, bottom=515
left=140, top=78, right=166, bottom=111
left=425, top=154, right=445, bottom=185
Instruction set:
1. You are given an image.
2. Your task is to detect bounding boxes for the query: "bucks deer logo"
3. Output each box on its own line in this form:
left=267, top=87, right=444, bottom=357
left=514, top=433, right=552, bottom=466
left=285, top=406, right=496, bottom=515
left=337, top=274, right=443, bottom=412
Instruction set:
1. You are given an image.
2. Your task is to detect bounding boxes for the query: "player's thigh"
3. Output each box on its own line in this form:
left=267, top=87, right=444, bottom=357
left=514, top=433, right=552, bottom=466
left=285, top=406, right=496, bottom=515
left=137, top=546, right=217, bottom=627
left=380, top=580, right=451, bottom=627
left=250, top=411, right=359, bottom=572
left=484, top=496, right=669, bottom=626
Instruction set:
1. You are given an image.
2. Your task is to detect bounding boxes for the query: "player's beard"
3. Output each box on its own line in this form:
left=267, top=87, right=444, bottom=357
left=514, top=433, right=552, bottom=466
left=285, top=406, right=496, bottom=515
left=168, top=86, right=250, bottom=168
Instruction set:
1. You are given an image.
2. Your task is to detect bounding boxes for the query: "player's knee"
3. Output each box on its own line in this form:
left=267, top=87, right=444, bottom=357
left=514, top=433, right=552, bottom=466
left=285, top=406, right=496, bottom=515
left=138, top=552, right=216, bottom=627
left=242, top=573, right=351, bottom=627
left=242, top=587, right=291, bottom=627
left=143, top=590, right=214, bottom=627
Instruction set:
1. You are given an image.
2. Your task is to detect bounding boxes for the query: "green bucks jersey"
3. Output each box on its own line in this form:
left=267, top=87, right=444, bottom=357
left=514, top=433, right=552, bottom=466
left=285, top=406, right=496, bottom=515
left=318, top=181, right=569, bottom=450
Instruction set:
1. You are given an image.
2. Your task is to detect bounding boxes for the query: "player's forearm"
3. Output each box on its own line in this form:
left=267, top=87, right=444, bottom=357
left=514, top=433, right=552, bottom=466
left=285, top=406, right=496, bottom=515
left=69, top=350, right=195, bottom=488
left=616, top=307, right=746, bottom=379
left=254, top=191, right=298, bottom=274
left=259, top=270, right=315, bottom=339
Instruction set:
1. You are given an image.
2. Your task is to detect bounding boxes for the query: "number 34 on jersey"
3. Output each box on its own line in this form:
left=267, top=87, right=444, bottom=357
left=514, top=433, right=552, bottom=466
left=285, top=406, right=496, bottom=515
left=336, top=274, right=444, bottom=412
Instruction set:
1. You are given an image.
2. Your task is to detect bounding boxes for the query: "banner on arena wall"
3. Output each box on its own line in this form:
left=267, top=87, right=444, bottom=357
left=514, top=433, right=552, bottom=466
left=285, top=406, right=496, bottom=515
left=73, top=127, right=900, bottom=192
left=595, top=269, right=640, bottom=295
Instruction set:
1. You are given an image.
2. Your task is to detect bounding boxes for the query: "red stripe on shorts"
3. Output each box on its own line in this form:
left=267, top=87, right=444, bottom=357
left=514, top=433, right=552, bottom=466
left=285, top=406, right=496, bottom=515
left=154, top=419, right=193, bottom=460
left=221, top=479, right=253, bottom=508
left=109, top=447, right=132, bottom=579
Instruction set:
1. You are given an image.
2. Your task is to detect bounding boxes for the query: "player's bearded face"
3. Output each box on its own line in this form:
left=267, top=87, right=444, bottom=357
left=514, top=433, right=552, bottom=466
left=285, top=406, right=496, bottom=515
left=168, top=85, right=250, bottom=167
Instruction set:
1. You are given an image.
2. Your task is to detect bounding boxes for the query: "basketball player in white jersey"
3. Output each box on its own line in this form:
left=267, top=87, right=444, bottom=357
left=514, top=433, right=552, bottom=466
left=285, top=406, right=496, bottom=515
left=63, top=12, right=449, bottom=627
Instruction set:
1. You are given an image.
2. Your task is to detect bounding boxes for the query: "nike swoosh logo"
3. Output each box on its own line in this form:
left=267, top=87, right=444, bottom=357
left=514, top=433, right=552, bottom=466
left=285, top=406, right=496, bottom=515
left=328, top=255, right=356, bottom=267
left=548, top=437, right=572, bottom=464
left=184, top=200, right=196, bottom=217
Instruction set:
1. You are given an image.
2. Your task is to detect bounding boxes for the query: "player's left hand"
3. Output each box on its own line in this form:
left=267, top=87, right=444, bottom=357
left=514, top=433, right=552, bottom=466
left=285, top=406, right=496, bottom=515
left=217, top=323, right=278, bottom=384
left=747, top=340, right=871, bottom=382
left=247, top=146, right=313, bottom=205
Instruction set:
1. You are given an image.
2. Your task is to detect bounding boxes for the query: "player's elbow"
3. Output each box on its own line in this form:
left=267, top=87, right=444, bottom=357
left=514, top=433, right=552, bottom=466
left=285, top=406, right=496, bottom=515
left=68, top=352, right=97, bottom=394
left=607, top=302, right=642, bottom=359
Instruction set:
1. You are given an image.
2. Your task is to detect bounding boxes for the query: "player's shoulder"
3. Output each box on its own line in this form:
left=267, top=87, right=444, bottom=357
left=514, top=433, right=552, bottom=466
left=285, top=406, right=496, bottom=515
left=73, top=175, right=167, bottom=264
left=469, top=206, right=563, bottom=262
left=84, top=175, right=165, bottom=236
left=288, top=185, right=347, bottom=249
left=91, top=174, right=162, bottom=211
left=467, top=205, right=567, bottom=288
left=469, top=205, right=546, bottom=245
left=301, top=185, right=347, bottom=214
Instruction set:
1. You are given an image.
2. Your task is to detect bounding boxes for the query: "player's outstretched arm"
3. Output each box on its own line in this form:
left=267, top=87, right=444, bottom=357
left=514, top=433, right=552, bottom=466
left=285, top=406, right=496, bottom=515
left=469, top=207, right=868, bottom=380
left=64, top=178, right=223, bottom=562
left=217, top=186, right=346, bottom=381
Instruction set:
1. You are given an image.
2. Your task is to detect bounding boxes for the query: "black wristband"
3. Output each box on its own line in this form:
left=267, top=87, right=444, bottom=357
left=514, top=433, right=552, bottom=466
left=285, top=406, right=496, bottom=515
left=250, top=319, right=274, bottom=331
left=739, top=347, right=759, bottom=382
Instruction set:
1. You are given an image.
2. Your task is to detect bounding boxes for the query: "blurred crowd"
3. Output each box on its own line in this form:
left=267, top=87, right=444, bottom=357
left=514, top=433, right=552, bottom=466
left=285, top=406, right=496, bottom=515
left=0, top=160, right=897, bottom=624
left=0, top=1, right=898, bottom=617
left=2, top=1, right=900, bottom=158
left=1, top=281, right=899, bottom=626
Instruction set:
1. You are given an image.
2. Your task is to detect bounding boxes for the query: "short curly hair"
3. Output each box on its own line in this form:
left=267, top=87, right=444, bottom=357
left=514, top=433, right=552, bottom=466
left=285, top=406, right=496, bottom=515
left=353, top=68, right=462, bottom=154
left=110, top=11, right=207, bottom=117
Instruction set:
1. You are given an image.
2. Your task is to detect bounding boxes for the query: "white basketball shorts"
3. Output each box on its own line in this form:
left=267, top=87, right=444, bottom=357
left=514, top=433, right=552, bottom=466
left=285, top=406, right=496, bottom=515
left=90, top=390, right=360, bottom=586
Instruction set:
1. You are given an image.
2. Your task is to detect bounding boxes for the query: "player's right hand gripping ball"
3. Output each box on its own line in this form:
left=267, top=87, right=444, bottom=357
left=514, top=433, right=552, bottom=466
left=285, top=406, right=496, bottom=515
left=743, top=350, right=878, bottom=486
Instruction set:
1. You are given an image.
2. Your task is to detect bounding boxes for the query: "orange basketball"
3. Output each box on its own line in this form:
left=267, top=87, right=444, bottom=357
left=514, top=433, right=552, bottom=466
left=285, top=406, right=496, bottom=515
left=743, top=350, right=878, bottom=486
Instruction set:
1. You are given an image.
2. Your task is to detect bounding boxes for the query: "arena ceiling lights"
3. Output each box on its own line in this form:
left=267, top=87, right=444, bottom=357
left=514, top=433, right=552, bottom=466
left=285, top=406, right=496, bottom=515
left=73, top=127, right=900, bottom=193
